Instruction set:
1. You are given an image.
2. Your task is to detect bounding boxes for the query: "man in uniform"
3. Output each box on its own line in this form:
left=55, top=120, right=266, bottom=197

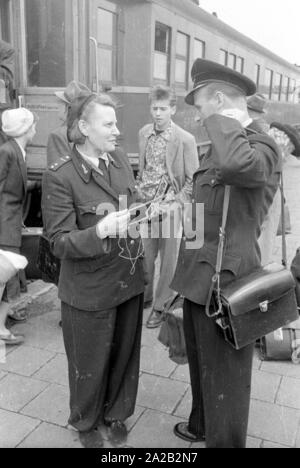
left=171, top=59, right=280, bottom=448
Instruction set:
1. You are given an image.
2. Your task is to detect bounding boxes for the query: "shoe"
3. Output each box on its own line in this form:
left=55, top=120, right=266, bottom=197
left=79, top=428, right=103, bottom=448
left=173, top=422, right=205, bottom=443
left=0, top=332, right=24, bottom=346
left=143, top=300, right=153, bottom=309
left=8, top=309, right=27, bottom=322
left=146, top=309, right=163, bottom=329
left=105, top=420, right=128, bottom=445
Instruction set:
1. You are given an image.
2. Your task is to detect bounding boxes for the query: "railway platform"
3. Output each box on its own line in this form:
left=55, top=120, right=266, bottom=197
left=0, top=155, right=300, bottom=449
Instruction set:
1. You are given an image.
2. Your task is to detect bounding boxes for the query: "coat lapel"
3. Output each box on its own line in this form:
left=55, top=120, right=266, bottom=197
left=11, top=140, right=27, bottom=194
left=72, top=148, right=121, bottom=202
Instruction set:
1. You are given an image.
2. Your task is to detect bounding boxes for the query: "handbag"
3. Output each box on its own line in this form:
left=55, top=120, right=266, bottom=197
left=205, top=174, right=299, bottom=351
left=158, top=294, right=188, bottom=365
left=36, top=234, right=60, bottom=286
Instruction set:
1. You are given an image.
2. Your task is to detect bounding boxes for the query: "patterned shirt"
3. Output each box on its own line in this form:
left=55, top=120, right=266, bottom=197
left=139, top=123, right=174, bottom=202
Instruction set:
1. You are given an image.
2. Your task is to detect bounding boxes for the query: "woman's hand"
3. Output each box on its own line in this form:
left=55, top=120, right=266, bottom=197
left=96, top=209, right=130, bottom=239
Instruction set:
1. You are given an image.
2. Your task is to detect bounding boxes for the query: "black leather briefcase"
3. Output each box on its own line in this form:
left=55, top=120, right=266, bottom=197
left=212, top=263, right=299, bottom=350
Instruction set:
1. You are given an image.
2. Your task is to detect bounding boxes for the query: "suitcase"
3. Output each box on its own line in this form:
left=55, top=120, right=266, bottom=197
left=260, top=318, right=300, bottom=363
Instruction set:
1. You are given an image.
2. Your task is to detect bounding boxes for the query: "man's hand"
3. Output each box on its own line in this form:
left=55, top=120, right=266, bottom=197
left=220, top=108, right=248, bottom=124
left=96, top=209, right=130, bottom=239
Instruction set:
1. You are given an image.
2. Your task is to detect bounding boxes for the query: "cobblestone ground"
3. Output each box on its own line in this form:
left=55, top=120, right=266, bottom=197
left=0, top=155, right=300, bottom=448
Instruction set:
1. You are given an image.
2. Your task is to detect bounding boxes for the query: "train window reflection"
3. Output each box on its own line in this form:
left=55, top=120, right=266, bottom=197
left=175, top=32, right=189, bottom=88
left=96, top=7, right=116, bottom=83
left=219, top=49, right=228, bottom=66
left=25, top=0, right=71, bottom=87
left=264, top=68, right=273, bottom=99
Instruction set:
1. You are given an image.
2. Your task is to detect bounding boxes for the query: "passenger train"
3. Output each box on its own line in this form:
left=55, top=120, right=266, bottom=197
left=1, top=0, right=300, bottom=273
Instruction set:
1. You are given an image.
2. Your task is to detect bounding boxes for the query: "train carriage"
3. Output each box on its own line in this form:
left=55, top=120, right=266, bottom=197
left=1, top=0, right=300, bottom=274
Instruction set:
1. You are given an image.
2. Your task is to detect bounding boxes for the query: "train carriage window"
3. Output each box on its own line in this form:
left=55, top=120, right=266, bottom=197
left=228, top=53, right=236, bottom=70
left=282, top=76, right=290, bottom=102
left=0, top=0, right=11, bottom=42
left=255, top=64, right=261, bottom=88
left=96, top=7, right=117, bottom=83
left=263, top=68, right=273, bottom=100
left=219, top=49, right=228, bottom=66
left=236, top=57, right=244, bottom=74
left=289, top=79, right=296, bottom=103
left=273, top=73, right=282, bottom=101
left=25, top=0, right=73, bottom=87
left=175, top=32, right=190, bottom=88
left=154, top=22, right=171, bottom=84
left=194, top=39, right=205, bottom=60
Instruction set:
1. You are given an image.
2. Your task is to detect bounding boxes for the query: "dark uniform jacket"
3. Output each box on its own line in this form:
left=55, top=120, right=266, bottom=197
left=46, top=125, right=72, bottom=167
left=171, top=114, right=280, bottom=305
left=42, top=146, right=144, bottom=311
left=0, top=139, right=27, bottom=248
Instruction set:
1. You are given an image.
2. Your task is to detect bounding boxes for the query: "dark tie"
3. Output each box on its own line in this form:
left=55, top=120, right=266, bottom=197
left=98, top=158, right=110, bottom=184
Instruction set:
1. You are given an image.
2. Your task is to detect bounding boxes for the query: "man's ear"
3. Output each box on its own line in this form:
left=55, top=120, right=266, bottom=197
left=78, top=119, right=88, bottom=137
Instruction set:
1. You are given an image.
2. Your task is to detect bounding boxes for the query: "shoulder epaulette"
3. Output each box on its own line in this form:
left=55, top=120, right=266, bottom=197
left=49, top=155, right=71, bottom=171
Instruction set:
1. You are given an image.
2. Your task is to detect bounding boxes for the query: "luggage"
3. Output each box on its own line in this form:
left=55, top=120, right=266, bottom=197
left=158, top=294, right=187, bottom=365
left=260, top=318, right=300, bottom=363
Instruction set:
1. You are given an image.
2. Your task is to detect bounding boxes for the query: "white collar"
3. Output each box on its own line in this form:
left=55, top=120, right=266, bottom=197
left=14, top=139, right=26, bottom=161
left=76, top=146, right=109, bottom=168
left=242, top=118, right=253, bottom=128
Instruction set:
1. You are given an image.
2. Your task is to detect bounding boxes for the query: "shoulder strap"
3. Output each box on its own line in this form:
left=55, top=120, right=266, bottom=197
left=279, top=173, right=287, bottom=267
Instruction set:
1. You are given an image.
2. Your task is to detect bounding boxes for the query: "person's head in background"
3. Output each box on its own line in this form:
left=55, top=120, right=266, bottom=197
left=247, top=93, right=270, bottom=133
left=149, top=85, right=177, bottom=132
left=55, top=80, right=91, bottom=124
left=1, top=107, right=38, bottom=148
left=270, top=122, right=300, bottom=161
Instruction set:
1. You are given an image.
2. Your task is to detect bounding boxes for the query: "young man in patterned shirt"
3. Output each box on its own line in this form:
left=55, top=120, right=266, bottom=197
left=137, top=86, right=199, bottom=328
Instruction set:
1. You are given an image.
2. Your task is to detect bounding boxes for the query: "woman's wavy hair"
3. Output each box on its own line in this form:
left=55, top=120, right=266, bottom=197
left=67, top=93, right=117, bottom=145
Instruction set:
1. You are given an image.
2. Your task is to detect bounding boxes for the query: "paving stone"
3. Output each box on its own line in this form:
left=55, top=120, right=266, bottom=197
left=170, top=364, right=190, bottom=383
left=261, top=361, right=300, bottom=380
left=18, top=422, right=82, bottom=448
left=296, top=426, right=300, bottom=448
left=248, top=399, right=300, bottom=446
left=0, top=374, right=49, bottom=412
left=0, top=345, right=55, bottom=377
left=251, top=370, right=281, bottom=403
left=33, top=354, right=68, bottom=386
left=0, top=408, right=40, bottom=448
left=21, top=383, right=69, bottom=427
left=128, top=409, right=190, bottom=448
left=246, top=437, right=262, bottom=448
left=141, top=328, right=162, bottom=348
left=173, top=388, right=191, bottom=419
left=262, top=441, right=290, bottom=448
left=276, top=377, right=300, bottom=409
left=140, top=345, right=177, bottom=377
left=137, top=373, right=188, bottom=414
left=12, top=320, right=63, bottom=352
left=0, top=371, right=7, bottom=381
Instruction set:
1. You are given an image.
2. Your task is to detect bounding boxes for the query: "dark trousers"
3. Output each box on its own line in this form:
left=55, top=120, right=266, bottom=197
left=183, top=299, right=254, bottom=448
left=61, top=294, right=144, bottom=433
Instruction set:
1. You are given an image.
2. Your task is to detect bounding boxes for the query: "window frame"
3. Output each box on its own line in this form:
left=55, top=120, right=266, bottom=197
left=153, top=21, right=171, bottom=85
left=219, top=49, right=228, bottom=66
left=175, top=30, right=190, bottom=89
left=194, top=38, right=205, bottom=60
left=96, top=6, right=118, bottom=84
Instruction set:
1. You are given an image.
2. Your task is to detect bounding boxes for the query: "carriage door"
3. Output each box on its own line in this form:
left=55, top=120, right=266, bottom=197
left=89, top=0, right=118, bottom=93
left=19, top=0, right=74, bottom=174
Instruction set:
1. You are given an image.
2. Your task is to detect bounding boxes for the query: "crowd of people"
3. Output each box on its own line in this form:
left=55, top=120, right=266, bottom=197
left=1, top=37, right=300, bottom=448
